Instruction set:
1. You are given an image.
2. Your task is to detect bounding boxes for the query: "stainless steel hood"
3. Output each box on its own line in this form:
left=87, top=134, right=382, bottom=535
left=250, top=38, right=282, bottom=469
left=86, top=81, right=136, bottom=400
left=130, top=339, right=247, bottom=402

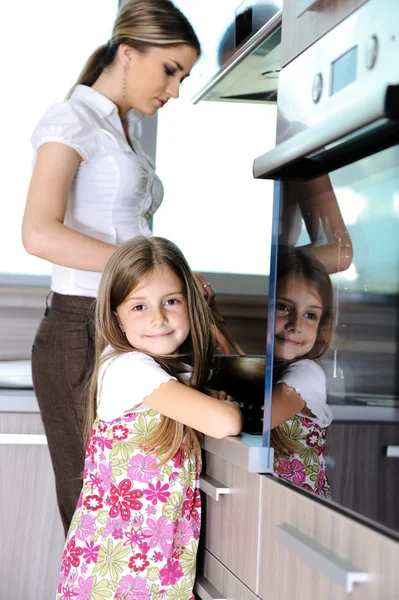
left=192, top=9, right=282, bottom=105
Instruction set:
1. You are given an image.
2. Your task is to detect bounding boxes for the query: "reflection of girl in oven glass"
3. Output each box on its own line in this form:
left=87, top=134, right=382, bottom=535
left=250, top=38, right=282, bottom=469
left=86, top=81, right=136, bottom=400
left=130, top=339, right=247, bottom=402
left=271, top=246, right=334, bottom=497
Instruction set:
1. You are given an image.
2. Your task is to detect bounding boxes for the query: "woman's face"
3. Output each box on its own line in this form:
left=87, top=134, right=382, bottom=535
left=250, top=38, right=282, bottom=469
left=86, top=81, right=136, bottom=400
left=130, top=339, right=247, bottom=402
left=274, top=274, right=323, bottom=361
left=124, top=44, right=198, bottom=115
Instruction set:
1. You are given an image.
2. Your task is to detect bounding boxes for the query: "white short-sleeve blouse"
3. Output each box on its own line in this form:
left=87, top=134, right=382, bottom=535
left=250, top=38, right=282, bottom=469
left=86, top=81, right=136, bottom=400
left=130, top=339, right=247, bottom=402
left=96, top=349, right=181, bottom=422
left=31, top=84, right=164, bottom=297
left=276, top=359, right=333, bottom=428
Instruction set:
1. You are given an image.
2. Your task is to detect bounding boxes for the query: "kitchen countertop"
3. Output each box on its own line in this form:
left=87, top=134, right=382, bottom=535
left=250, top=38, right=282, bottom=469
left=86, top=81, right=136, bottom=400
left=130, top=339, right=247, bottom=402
left=2, top=388, right=399, bottom=421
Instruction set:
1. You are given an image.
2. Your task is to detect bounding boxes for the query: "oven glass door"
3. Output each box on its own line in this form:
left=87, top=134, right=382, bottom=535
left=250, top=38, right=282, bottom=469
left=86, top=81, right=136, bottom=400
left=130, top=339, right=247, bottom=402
left=263, top=140, right=399, bottom=534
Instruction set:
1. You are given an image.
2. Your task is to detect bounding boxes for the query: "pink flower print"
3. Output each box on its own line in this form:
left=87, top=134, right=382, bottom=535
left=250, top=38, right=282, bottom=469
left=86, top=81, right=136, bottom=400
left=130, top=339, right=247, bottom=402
left=160, top=558, right=184, bottom=586
left=104, top=518, right=126, bottom=536
left=127, top=454, right=160, bottom=483
left=124, top=528, right=142, bottom=549
left=316, top=468, right=327, bottom=494
left=60, top=536, right=83, bottom=577
left=318, top=443, right=326, bottom=457
left=75, top=514, right=96, bottom=541
left=113, top=424, right=129, bottom=440
left=98, top=421, right=107, bottom=433
left=301, top=483, right=314, bottom=492
left=109, top=479, right=144, bottom=521
left=88, top=472, right=102, bottom=489
left=306, top=431, right=319, bottom=447
left=138, top=540, right=151, bottom=554
left=174, top=518, right=193, bottom=547
left=116, top=575, right=150, bottom=600
left=143, top=480, right=171, bottom=505
left=153, top=551, right=163, bottom=562
left=113, top=528, right=124, bottom=540
left=124, top=412, right=138, bottom=422
left=83, top=494, right=103, bottom=511
left=72, top=575, right=95, bottom=600
left=171, top=447, right=185, bottom=469
left=129, top=552, right=150, bottom=572
left=299, top=416, right=314, bottom=427
left=169, top=472, right=179, bottom=484
left=98, top=461, right=113, bottom=493
left=142, top=516, right=174, bottom=554
left=182, top=487, right=201, bottom=522
left=277, top=459, right=306, bottom=485
left=59, top=583, right=76, bottom=600
left=96, top=435, right=113, bottom=452
left=132, top=514, right=144, bottom=527
left=146, top=504, right=157, bottom=516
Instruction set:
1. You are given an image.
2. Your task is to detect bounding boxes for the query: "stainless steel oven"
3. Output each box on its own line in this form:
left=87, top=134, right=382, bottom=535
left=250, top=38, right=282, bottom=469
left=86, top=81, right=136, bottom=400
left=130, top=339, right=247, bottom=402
left=254, top=0, right=399, bottom=535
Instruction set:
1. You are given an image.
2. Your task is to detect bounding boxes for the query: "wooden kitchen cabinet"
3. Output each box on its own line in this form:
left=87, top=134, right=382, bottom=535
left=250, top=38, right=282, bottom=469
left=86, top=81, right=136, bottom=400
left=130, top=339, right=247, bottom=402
left=327, top=422, right=399, bottom=532
left=280, top=0, right=369, bottom=67
left=258, top=476, right=399, bottom=600
left=0, top=412, right=64, bottom=599
left=195, top=548, right=258, bottom=600
left=200, top=450, right=262, bottom=592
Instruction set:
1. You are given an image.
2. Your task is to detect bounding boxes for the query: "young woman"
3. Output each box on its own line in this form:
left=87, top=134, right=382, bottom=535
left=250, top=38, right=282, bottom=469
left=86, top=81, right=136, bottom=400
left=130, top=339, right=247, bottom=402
left=22, top=0, right=228, bottom=535
left=55, top=235, right=242, bottom=599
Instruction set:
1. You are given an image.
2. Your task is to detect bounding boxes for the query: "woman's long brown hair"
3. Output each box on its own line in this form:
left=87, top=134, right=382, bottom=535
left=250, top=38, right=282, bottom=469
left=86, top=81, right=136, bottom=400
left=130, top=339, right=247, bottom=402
left=271, top=246, right=334, bottom=459
left=86, top=236, right=214, bottom=464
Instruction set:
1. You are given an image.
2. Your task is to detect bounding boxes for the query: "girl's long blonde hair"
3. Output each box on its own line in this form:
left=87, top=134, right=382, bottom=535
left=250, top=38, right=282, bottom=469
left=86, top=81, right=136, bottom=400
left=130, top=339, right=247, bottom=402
left=87, top=236, right=214, bottom=463
left=271, top=246, right=334, bottom=459
left=70, top=0, right=200, bottom=94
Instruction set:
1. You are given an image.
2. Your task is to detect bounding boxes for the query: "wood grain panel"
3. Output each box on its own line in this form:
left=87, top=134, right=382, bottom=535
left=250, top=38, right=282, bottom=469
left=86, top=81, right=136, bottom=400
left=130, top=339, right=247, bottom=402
left=327, top=422, right=399, bottom=531
left=201, top=451, right=261, bottom=592
left=258, top=476, right=399, bottom=600
left=0, top=412, right=64, bottom=599
left=281, top=0, right=369, bottom=67
left=197, top=548, right=257, bottom=600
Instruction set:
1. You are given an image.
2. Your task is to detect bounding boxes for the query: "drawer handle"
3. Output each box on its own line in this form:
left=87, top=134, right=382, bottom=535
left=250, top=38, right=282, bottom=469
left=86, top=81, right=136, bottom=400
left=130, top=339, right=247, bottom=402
left=275, top=524, right=370, bottom=593
left=194, top=574, right=226, bottom=600
left=386, top=446, right=399, bottom=458
left=199, top=474, right=230, bottom=501
left=0, top=434, right=47, bottom=445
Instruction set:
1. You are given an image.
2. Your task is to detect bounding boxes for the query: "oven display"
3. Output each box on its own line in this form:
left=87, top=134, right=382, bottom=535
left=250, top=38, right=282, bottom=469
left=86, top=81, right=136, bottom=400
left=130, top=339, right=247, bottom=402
left=331, top=46, right=358, bottom=95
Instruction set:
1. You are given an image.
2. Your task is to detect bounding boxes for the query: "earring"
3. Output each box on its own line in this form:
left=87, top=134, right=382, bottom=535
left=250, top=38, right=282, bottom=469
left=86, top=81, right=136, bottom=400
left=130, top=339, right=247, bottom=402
left=122, top=67, right=127, bottom=99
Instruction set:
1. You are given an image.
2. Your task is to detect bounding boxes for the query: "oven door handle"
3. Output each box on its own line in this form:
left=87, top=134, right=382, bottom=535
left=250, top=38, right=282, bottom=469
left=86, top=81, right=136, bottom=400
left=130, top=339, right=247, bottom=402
left=253, top=84, right=399, bottom=181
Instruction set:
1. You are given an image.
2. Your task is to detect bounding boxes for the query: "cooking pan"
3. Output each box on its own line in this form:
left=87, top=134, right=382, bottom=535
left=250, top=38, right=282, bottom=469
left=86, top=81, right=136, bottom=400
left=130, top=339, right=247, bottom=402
left=209, top=306, right=266, bottom=411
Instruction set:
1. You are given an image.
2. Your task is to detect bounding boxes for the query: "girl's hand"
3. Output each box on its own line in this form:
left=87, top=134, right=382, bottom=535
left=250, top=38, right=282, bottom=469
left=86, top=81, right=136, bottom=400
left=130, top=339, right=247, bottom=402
left=207, top=389, right=240, bottom=407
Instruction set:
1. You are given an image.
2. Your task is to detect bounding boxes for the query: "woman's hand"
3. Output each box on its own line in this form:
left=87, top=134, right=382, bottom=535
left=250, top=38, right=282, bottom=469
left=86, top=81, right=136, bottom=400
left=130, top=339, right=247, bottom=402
left=195, top=272, right=231, bottom=354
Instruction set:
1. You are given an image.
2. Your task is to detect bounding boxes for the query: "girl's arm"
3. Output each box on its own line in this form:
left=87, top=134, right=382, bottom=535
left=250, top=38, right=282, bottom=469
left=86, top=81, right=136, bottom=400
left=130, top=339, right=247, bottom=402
left=271, top=383, right=313, bottom=429
left=22, top=143, right=118, bottom=271
left=143, top=380, right=243, bottom=439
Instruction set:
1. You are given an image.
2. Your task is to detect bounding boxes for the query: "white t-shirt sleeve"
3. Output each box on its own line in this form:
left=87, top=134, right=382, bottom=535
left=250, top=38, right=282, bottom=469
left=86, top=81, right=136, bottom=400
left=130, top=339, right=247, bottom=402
left=276, top=359, right=333, bottom=427
left=31, top=100, right=98, bottom=162
left=97, top=351, right=177, bottom=422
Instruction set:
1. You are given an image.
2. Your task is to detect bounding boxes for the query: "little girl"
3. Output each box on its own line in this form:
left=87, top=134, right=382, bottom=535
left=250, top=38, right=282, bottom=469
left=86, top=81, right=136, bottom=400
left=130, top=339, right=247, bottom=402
left=55, top=236, right=242, bottom=600
left=270, top=246, right=334, bottom=497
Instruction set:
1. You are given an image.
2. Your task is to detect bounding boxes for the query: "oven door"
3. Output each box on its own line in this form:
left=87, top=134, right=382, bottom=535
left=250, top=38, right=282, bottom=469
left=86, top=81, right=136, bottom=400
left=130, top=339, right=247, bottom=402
left=254, top=0, right=399, bottom=535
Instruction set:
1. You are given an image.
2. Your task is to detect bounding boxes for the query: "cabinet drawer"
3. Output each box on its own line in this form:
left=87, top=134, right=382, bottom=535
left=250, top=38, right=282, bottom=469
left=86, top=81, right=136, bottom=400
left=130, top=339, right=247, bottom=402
left=195, top=549, right=257, bottom=600
left=200, top=450, right=261, bottom=592
left=258, top=476, right=399, bottom=600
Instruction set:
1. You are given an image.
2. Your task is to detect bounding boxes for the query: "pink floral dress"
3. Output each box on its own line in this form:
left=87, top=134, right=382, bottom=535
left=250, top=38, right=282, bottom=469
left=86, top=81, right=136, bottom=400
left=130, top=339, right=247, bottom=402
left=55, top=407, right=202, bottom=600
left=273, top=414, right=331, bottom=497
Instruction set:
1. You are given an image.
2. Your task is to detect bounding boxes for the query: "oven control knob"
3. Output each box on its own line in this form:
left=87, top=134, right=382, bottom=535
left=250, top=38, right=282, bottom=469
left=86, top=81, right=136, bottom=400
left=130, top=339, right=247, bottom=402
left=312, top=72, right=323, bottom=103
left=365, top=35, right=379, bottom=70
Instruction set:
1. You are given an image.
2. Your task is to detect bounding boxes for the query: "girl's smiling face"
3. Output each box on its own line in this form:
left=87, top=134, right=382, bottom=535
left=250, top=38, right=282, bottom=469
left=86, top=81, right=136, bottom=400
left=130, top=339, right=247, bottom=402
left=116, top=266, right=190, bottom=355
left=274, top=273, right=323, bottom=361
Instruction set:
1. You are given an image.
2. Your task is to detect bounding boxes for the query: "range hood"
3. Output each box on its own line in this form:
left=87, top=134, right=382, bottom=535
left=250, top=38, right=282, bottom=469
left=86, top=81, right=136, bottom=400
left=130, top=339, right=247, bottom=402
left=192, top=9, right=282, bottom=105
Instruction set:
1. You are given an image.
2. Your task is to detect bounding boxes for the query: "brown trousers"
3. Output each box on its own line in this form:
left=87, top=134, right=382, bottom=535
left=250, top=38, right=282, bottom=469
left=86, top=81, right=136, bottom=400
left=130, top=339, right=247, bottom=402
left=32, top=292, right=96, bottom=535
